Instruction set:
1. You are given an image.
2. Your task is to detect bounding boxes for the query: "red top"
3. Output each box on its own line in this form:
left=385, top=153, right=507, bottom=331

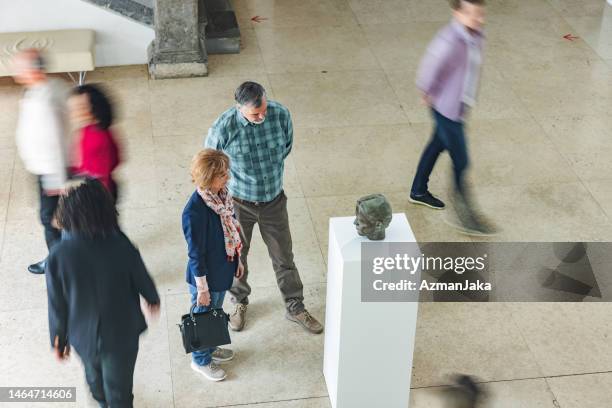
left=73, top=124, right=120, bottom=192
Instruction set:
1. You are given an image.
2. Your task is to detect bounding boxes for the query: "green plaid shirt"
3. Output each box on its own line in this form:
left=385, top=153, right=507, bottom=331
left=204, top=100, right=293, bottom=202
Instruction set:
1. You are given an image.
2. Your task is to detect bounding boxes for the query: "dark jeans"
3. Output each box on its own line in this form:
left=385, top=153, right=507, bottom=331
left=189, top=284, right=226, bottom=366
left=38, top=176, right=61, bottom=250
left=411, top=109, right=469, bottom=197
left=230, top=191, right=305, bottom=314
left=81, top=344, right=139, bottom=408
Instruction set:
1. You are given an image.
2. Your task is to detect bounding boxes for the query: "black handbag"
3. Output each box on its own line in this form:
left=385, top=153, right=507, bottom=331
left=179, top=304, right=231, bottom=354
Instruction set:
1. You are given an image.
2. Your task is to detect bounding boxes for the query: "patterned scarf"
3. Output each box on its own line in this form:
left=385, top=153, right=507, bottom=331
left=197, top=187, right=242, bottom=261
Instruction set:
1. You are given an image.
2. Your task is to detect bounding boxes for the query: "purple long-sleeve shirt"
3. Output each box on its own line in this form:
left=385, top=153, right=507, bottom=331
left=416, top=19, right=484, bottom=122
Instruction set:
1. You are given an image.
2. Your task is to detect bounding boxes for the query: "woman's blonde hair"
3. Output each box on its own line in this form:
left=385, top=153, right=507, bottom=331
left=191, top=149, right=230, bottom=190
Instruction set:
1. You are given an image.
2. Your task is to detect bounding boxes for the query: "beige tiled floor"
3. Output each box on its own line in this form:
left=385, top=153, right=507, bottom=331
left=1, top=0, right=612, bottom=406
left=547, top=372, right=612, bottom=408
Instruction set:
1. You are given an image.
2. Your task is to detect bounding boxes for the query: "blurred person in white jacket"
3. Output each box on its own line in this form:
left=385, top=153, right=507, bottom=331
left=12, top=49, right=69, bottom=275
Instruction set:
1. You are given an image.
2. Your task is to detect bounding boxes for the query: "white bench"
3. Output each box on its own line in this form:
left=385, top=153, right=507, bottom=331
left=0, top=29, right=95, bottom=84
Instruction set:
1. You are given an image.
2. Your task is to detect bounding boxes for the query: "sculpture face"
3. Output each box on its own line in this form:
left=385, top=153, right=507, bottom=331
left=354, top=194, right=392, bottom=240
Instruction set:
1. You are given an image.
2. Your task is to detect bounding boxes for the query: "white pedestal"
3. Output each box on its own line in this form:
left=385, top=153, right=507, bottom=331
left=323, top=213, right=418, bottom=408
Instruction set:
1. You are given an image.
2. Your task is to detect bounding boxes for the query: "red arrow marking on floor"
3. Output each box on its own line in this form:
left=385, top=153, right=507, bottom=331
left=563, top=34, right=579, bottom=41
left=251, top=15, right=268, bottom=23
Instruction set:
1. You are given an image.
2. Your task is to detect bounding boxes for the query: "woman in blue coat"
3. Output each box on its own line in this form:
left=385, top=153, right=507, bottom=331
left=182, top=148, right=244, bottom=382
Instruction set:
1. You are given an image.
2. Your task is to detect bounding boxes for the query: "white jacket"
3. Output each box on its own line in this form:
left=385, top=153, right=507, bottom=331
left=16, top=78, right=69, bottom=191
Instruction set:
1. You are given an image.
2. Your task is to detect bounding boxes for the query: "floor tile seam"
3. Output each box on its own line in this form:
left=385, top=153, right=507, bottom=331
left=287, top=156, right=326, bottom=269
left=360, top=21, right=412, bottom=123
left=162, top=278, right=328, bottom=297
left=410, top=369, right=612, bottom=390
left=292, top=122, right=419, bottom=132
left=162, top=292, right=177, bottom=408
left=5, top=205, right=170, bottom=223
left=142, top=66, right=155, bottom=148
left=146, top=73, right=271, bottom=93
left=263, top=64, right=395, bottom=78
left=262, top=67, right=388, bottom=76
left=543, top=377, right=564, bottom=408
left=247, top=18, right=358, bottom=29
left=502, top=303, right=549, bottom=381
left=284, top=118, right=413, bottom=130
left=165, top=282, right=327, bottom=296
left=573, top=175, right=612, bottom=206
left=293, top=122, right=420, bottom=132
left=164, top=280, right=328, bottom=299
left=243, top=20, right=272, bottom=86
left=303, top=196, right=334, bottom=255
left=151, top=133, right=206, bottom=141
left=252, top=22, right=373, bottom=34
left=117, top=204, right=174, bottom=212
left=299, top=178, right=601, bottom=200
left=298, top=178, right=594, bottom=199
left=0, top=305, right=47, bottom=315
left=0, top=149, right=16, bottom=261
left=533, top=116, right=612, bottom=222
left=210, top=395, right=330, bottom=408
left=526, top=103, right=612, bottom=224
left=302, top=188, right=410, bottom=200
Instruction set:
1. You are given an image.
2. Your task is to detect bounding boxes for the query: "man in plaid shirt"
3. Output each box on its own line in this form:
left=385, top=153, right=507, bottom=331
left=205, top=82, right=323, bottom=334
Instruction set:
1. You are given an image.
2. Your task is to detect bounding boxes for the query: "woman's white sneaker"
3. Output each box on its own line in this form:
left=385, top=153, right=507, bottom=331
left=191, top=361, right=227, bottom=381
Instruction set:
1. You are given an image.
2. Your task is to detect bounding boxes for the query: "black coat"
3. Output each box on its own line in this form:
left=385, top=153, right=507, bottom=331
left=45, top=231, right=160, bottom=359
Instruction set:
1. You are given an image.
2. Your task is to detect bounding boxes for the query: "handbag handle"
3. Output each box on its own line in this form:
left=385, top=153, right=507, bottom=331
left=189, top=303, right=201, bottom=349
left=189, top=303, right=221, bottom=323
left=190, top=303, right=198, bottom=323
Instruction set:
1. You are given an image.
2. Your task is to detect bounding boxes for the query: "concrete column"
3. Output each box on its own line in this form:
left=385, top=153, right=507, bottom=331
left=148, top=0, right=208, bottom=79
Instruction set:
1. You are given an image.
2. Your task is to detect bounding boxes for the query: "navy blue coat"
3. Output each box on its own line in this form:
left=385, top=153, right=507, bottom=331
left=182, top=191, right=238, bottom=292
left=45, top=231, right=160, bottom=359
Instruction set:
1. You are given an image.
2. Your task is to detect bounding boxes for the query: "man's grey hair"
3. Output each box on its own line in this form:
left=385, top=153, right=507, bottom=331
left=234, top=81, right=266, bottom=108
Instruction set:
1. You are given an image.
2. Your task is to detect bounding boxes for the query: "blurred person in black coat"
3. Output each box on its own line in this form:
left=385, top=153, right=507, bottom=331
left=45, top=178, right=160, bottom=408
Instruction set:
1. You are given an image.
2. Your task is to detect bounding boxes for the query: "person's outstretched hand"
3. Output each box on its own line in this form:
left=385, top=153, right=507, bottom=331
left=140, top=297, right=161, bottom=322
left=146, top=302, right=161, bottom=319
left=53, top=336, right=70, bottom=362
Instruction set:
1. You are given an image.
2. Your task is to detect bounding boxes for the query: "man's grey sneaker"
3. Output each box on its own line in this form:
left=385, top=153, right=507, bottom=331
left=229, top=304, right=247, bottom=331
left=212, top=347, right=234, bottom=363
left=191, top=361, right=227, bottom=382
left=286, top=310, right=324, bottom=334
left=446, top=214, right=498, bottom=237
left=409, top=192, right=445, bottom=210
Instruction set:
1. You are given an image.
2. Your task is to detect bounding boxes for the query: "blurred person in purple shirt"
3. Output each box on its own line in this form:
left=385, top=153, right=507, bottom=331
left=409, top=0, right=495, bottom=236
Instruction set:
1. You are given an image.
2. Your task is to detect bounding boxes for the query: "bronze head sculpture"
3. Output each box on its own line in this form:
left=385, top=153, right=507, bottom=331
left=354, top=194, right=392, bottom=240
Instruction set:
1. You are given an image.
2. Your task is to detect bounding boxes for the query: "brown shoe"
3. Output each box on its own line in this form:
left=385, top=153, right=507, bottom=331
left=286, top=310, right=324, bottom=334
left=229, top=304, right=247, bottom=332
